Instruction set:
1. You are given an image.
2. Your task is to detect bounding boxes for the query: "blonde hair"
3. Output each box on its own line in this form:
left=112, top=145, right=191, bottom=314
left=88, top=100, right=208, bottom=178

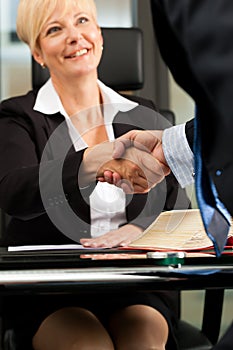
left=16, top=0, right=98, bottom=52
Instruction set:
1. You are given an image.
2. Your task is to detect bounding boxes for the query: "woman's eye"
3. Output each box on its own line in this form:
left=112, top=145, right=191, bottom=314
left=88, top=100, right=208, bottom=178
left=78, top=17, right=89, bottom=24
left=46, top=26, right=61, bottom=35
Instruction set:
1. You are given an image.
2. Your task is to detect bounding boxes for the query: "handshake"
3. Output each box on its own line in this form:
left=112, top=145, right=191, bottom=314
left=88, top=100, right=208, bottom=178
left=84, top=129, right=171, bottom=194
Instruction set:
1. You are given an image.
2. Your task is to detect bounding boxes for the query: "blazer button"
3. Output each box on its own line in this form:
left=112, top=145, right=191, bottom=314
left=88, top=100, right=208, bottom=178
left=216, top=169, right=222, bottom=176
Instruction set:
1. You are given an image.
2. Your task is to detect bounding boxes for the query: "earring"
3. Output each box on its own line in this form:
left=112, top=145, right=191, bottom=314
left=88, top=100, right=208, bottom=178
left=40, top=62, right=46, bottom=69
left=101, top=45, right=104, bottom=51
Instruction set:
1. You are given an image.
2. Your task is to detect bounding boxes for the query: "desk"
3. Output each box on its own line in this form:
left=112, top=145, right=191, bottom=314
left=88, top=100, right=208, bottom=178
left=0, top=250, right=233, bottom=294
left=0, top=250, right=232, bottom=348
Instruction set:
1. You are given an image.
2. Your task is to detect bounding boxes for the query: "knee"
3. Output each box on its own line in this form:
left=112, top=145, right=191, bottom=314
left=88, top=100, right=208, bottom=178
left=32, top=307, right=115, bottom=350
left=70, top=340, right=114, bottom=350
left=119, top=343, right=165, bottom=350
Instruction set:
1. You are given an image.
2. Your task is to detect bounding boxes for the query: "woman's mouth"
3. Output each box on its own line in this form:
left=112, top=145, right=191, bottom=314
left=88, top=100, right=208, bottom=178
left=66, top=49, right=88, bottom=58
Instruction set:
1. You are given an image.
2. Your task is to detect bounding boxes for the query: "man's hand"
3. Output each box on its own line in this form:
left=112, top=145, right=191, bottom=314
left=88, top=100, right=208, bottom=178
left=97, top=143, right=168, bottom=193
left=98, top=130, right=170, bottom=192
left=113, top=130, right=167, bottom=164
left=79, top=139, right=168, bottom=194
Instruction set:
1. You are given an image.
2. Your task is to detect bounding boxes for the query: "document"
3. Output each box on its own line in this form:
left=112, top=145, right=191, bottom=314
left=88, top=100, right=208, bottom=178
left=129, top=209, right=233, bottom=251
left=8, top=209, right=233, bottom=253
left=7, top=244, right=100, bottom=252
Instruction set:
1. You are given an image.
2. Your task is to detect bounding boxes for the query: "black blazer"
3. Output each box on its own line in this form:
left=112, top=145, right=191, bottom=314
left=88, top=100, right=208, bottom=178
left=0, top=89, right=190, bottom=246
left=151, top=0, right=233, bottom=216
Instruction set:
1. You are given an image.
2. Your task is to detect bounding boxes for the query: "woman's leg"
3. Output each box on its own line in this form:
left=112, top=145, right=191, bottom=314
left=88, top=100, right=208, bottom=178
left=32, top=307, right=114, bottom=350
left=108, top=304, right=169, bottom=350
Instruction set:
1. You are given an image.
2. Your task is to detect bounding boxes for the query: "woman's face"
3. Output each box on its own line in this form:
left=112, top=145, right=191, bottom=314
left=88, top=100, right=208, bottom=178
left=33, top=3, right=103, bottom=81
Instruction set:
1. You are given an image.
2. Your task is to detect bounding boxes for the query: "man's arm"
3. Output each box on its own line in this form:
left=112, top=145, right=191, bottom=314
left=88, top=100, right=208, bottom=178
left=163, top=123, right=194, bottom=188
left=81, top=140, right=170, bottom=194
left=101, top=122, right=195, bottom=190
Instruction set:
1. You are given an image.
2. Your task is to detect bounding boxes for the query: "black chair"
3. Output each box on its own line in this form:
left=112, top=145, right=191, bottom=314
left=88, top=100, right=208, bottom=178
left=32, top=27, right=144, bottom=91
left=1, top=27, right=225, bottom=350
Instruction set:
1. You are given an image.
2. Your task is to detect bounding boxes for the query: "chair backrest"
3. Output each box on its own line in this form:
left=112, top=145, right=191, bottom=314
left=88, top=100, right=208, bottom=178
left=159, top=109, right=176, bottom=125
left=32, top=27, right=144, bottom=91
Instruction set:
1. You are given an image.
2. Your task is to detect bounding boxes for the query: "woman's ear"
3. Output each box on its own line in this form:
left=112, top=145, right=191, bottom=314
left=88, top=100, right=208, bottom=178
left=32, top=50, right=46, bottom=68
left=97, top=25, right=103, bottom=39
left=99, top=28, right=104, bottom=49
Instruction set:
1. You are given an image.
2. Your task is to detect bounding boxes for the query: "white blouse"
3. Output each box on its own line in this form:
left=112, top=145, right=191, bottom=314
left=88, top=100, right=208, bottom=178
left=34, top=78, right=138, bottom=237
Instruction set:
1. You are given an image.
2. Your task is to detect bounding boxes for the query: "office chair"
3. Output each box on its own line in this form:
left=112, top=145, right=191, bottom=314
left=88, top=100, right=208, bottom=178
left=32, top=27, right=144, bottom=91
left=1, top=27, right=224, bottom=350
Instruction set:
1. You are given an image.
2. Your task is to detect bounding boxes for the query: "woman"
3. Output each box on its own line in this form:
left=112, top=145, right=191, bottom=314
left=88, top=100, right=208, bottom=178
left=0, top=0, right=190, bottom=349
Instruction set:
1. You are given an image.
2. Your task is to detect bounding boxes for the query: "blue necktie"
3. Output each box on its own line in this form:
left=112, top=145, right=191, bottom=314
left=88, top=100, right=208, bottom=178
left=194, top=110, right=231, bottom=257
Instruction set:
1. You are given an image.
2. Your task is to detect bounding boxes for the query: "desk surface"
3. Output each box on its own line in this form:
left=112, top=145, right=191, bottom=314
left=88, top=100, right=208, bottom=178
left=0, top=248, right=232, bottom=294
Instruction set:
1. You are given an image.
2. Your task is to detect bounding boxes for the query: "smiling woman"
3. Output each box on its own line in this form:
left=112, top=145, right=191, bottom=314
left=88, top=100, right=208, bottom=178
left=17, top=0, right=103, bottom=100
left=16, top=0, right=98, bottom=52
left=0, top=0, right=191, bottom=349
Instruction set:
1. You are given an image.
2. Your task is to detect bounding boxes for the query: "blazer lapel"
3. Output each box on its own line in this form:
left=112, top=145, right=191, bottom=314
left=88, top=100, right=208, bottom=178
left=113, top=110, right=148, bottom=224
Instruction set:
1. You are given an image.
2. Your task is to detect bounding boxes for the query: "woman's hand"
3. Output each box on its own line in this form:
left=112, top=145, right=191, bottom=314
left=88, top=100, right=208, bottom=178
left=97, top=130, right=170, bottom=193
left=80, top=224, right=143, bottom=248
left=79, top=140, right=168, bottom=193
left=97, top=145, right=168, bottom=193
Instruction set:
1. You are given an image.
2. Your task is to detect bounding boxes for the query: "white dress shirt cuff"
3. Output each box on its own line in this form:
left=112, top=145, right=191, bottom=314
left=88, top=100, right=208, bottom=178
left=163, top=124, right=194, bottom=188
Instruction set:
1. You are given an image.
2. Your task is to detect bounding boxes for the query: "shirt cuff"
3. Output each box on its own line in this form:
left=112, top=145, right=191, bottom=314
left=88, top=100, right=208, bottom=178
left=163, top=124, right=194, bottom=188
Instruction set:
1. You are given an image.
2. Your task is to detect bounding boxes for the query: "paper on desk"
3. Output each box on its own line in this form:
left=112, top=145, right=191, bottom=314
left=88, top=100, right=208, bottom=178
left=129, top=209, right=233, bottom=251
left=7, top=210, right=233, bottom=253
left=7, top=244, right=97, bottom=252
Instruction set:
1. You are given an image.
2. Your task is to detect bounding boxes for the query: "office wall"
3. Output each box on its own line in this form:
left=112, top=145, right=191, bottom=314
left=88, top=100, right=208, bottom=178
left=96, top=0, right=134, bottom=27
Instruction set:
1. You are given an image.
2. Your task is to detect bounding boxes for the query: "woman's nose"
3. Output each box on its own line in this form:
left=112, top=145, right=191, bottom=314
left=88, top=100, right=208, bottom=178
left=66, top=26, right=82, bottom=44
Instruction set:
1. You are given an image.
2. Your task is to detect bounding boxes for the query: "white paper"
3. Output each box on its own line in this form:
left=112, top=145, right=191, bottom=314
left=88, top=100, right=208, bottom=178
left=7, top=244, right=98, bottom=252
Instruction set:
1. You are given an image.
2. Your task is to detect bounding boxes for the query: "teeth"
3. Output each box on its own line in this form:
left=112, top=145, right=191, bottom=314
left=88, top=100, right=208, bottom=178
left=73, top=49, right=88, bottom=57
